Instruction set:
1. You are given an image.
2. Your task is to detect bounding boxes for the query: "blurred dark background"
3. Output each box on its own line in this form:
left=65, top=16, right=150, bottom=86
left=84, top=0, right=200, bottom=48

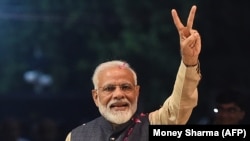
left=0, top=0, right=249, bottom=140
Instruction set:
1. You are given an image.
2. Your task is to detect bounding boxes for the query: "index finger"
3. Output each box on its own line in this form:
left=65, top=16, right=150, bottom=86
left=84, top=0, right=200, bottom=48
left=171, top=9, right=184, bottom=31
left=186, top=5, right=197, bottom=30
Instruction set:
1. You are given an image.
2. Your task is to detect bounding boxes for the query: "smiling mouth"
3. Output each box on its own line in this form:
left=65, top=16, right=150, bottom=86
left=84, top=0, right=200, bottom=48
left=110, top=103, right=129, bottom=111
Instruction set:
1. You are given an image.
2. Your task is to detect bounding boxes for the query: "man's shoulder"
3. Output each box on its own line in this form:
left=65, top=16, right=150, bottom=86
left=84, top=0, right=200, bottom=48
left=72, top=116, right=102, bottom=131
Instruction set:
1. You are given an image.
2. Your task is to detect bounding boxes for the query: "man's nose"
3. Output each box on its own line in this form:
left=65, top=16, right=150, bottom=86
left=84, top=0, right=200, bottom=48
left=112, top=86, right=125, bottom=99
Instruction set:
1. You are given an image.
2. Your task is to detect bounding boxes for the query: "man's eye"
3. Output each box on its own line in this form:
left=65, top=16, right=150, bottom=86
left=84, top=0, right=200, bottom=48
left=103, top=86, right=116, bottom=92
left=120, top=84, right=132, bottom=91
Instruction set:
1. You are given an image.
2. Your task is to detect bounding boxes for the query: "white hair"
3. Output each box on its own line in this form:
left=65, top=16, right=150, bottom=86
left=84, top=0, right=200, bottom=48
left=92, top=60, right=137, bottom=89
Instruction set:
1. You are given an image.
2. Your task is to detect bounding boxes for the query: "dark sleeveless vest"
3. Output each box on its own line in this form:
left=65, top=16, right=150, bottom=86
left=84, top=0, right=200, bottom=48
left=71, top=113, right=149, bottom=141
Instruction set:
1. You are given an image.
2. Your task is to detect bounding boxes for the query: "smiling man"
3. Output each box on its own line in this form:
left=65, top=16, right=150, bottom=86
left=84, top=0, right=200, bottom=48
left=65, top=5, right=202, bottom=141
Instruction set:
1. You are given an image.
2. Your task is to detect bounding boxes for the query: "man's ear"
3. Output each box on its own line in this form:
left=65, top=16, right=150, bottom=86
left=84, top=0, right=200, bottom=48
left=92, top=89, right=99, bottom=107
left=135, top=85, right=140, bottom=97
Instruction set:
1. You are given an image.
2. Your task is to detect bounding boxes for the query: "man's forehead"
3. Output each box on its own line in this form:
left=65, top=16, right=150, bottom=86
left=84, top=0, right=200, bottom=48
left=98, top=67, right=134, bottom=83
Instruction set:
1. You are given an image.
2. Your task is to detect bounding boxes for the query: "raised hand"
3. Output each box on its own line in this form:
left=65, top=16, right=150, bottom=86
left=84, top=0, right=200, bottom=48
left=171, top=5, right=201, bottom=66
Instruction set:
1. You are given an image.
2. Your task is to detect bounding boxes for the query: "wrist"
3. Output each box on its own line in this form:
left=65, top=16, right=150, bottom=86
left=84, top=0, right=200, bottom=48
left=183, top=60, right=199, bottom=67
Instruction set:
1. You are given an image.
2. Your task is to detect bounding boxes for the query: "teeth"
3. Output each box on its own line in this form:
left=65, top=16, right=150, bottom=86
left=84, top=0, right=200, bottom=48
left=111, top=103, right=127, bottom=107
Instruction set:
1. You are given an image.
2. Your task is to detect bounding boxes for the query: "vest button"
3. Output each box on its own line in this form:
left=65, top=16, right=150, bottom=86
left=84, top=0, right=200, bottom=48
left=110, top=137, right=115, bottom=140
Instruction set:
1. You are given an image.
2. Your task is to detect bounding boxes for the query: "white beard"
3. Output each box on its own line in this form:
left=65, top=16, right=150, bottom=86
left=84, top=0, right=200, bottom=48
left=98, top=98, right=137, bottom=124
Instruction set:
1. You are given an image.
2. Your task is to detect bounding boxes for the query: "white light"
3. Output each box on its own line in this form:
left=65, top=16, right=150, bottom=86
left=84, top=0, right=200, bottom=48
left=23, top=70, right=39, bottom=83
left=213, top=108, right=218, bottom=113
left=38, top=74, right=53, bottom=86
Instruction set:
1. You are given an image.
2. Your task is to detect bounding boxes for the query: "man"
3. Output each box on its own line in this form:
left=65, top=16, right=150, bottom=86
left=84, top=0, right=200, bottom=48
left=66, top=5, right=201, bottom=141
left=213, top=89, right=246, bottom=125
